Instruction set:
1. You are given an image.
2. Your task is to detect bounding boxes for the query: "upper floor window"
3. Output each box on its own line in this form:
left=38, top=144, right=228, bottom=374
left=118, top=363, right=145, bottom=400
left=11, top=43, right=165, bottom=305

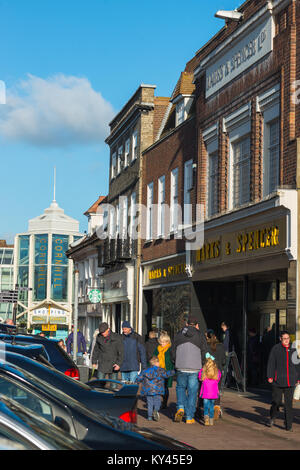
left=117, top=145, right=123, bottom=174
left=157, top=175, right=165, bottom=238
left=232, top=136, right=251, bottom=208
left=170, top=168, right=179, bottom=232
left=124, top=138, right=130, bottom=167
left=208, top=152, right=219, bottom=217
left=132, top=130, right=138, bottom=161
left=147, top=182, right=154, bottom=240
left=176, top=100, right=185, bottom=126
left=111, top=152, right=117, bottom=179
left=184, top=159, right=193, bottom=225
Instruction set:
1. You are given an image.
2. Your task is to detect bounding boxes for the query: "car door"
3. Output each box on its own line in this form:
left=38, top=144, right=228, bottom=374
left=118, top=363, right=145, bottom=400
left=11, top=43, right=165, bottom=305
left=0, top=371, right=76, bottom=438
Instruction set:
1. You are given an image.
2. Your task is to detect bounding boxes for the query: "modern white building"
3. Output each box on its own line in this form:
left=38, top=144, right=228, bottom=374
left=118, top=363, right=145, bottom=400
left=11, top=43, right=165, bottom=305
left=13, top=198, right=82, bottom=339
left=0, top=240, right=14, bottom=321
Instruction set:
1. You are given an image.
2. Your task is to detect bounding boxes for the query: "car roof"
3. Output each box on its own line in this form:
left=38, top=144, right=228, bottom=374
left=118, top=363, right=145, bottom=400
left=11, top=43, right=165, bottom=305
left=0, top=342, right=45, bottom=358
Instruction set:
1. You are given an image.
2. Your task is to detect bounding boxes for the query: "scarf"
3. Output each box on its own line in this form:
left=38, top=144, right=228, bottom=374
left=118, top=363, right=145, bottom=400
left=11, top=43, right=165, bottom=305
left=157, top=343, right=171, bottom=369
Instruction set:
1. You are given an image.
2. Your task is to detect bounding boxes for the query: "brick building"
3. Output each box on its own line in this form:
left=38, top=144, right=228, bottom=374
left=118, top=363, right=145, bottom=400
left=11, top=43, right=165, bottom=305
left=141, top=0, right=300, bottom=387
left=99, top=84, right=169, bottom=333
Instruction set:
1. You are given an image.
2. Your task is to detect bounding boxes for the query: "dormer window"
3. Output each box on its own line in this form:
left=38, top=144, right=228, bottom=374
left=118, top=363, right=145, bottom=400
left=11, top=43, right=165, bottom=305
left=111, top=152, right=117, bottom=179
left=174, top=95, right=194, bottom=127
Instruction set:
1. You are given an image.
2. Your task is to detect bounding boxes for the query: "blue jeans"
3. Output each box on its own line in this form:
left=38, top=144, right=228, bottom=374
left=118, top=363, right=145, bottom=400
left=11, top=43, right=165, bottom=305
left=146, top=395, right=161, bottom=418
left=97, top=371, right=119, bottom=389
left=203, top=399, right=215, bottom=419
left=121, top=371, right=139, bottom=383
left=176, top=372, right=199, bottom=421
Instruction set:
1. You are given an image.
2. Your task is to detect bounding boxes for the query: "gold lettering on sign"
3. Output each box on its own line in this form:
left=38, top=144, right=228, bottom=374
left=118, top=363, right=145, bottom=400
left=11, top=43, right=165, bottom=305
left=236, top=226, right=279, bottom=253
left=196, top=240, right=220, bottom=263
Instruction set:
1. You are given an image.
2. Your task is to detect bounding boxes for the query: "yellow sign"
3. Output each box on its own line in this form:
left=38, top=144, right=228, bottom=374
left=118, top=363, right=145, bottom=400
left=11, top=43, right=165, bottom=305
left=148, top=262, right=186, bottom=281
left=42, top=324, right=57, bottom=332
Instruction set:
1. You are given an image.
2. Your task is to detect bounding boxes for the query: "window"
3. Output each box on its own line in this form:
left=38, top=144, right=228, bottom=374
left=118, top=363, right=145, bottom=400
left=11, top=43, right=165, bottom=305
left=111, top=152, right=117, bottom=179
left=265, top=120, right=280, bottom=195
left=170, top=168, right=179, bottom=232
left=208, top=152, right=219, bottom=216
left=157, top=176, right=165, bottom=237
left=124, top=138, right=130, bottom=167
left=117, top=145, right=123, bottom=174
left=132, top=131, right=138, bottom=161
left=257, top=84, right=280, bottom=198
left=176, top=100, right=185, bottom=126
left=147, top=182, right=154, bottom=240
left=232, top=136, right=251, bottom=208
left=120, top=196, right=128, bottom=239
left=130, top=192, right=137, bottom=239
left=184, top=160, right=193, bottom=225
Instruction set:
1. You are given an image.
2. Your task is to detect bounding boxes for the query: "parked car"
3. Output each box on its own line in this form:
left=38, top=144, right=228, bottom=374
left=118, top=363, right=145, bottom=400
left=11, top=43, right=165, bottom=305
left=0, top=333, right=80, bottom=379
left=0, top=342, right=49, bottom=363
left=0, top=323, right=17, bottom=334
left=0, top=397, right=90, bottom=450
left=4, top=348, right=138, bottom=423
left=0, top=355, right=194, bottom=450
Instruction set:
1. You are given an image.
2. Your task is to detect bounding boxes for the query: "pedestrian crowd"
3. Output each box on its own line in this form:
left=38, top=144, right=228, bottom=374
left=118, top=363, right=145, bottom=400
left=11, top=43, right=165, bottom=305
left=60, top=316, right=300, bottom=432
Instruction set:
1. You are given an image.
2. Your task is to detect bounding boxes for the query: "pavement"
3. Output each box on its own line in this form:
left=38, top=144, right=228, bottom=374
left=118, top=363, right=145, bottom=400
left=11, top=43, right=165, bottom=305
left=136, top=384, right=300, bottom=450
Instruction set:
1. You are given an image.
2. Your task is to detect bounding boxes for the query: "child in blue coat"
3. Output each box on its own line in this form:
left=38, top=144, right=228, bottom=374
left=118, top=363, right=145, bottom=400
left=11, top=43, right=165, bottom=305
left=136, top=356, right=175, bottom=421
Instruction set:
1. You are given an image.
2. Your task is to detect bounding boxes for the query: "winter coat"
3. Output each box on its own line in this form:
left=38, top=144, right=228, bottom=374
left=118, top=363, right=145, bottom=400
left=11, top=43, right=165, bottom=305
left=222, top=329, right=234, bottom=354
left=91, top=331, right=124, bottom=374
left=145, top=338, right=159, bottom=363
left=267, top=342, right=300, bottom=388
left=154, top=345, right=174, bottom=388
left=120, top=330, right=147, bottom=372
left=136, top=365, right=175, bottom=396
left=66, top=330, right=86, bottom=354
left=199, top=369, right=222, bottom=400
left=207, top=342, right=226, bottom=372
left=171, top=326, right=208, bottom=372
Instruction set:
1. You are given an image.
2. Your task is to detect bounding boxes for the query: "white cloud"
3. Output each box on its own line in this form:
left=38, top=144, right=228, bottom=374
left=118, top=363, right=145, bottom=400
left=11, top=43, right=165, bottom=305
left=0, top=74, right=115, bottom=147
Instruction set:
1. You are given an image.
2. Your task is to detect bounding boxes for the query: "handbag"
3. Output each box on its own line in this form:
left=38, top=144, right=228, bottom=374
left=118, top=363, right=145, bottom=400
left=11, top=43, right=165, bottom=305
left=293, top=383, right=300, bottom=400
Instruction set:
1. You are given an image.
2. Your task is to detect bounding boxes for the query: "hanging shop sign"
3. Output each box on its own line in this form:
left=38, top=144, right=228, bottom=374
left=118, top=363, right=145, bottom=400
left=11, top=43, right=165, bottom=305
left=144, top=255, right=188, bottom=287
left=88, top=289, right=102, bottom=304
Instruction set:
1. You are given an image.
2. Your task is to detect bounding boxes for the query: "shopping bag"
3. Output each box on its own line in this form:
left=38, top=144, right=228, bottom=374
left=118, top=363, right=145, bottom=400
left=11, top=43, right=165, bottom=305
left=293, top=384, right=300, bottom=400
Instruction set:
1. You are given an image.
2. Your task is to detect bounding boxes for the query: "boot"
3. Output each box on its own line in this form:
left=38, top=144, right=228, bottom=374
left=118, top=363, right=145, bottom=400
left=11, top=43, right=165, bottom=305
left=214, top=405, right=221, bottom=421
left=209, top=417, right=214, bottom=426
left=204, top=415, right=209, bottom=426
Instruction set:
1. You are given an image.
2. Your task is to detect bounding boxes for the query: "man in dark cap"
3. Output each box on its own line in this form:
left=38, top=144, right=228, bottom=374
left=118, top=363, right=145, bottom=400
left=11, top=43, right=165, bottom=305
left=171, top=315, right=208, bottom=424
left=91, top=322, right=124, bottom=385
left=120, top=321, right=147, bottom=383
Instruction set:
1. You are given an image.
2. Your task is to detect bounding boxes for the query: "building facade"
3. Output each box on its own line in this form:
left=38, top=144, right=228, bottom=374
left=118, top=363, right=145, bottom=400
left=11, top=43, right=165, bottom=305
left=140, top=0, right=300, bottom=387
left=99, top=84, right=169, bottom=334
left=13, top=199, right=82, bottom=339
left=0, top=240, right=14, bottom=321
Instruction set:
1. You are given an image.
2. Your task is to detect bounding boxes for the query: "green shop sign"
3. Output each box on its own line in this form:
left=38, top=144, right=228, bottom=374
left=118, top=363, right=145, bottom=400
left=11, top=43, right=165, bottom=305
left=88, top=289, right=102, bottom=304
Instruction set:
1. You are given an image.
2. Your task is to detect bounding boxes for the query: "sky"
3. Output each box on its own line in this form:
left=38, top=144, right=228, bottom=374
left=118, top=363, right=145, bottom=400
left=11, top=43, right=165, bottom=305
left=0, top=0, right=239, bottom=242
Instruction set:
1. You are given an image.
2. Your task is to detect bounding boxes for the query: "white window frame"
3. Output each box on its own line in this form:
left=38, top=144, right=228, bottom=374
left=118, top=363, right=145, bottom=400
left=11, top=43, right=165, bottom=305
left=117, top=145, right=123, bottom=174
left=184, top=159, right=193, bottom=225
left=130, top=192, right=137, bottom=239
left=223, top=103, right=251, bottom=211
left=124, top=138, right=130, bottom=167
left=170, top=168, right=179, bottom=232
left=257, top=84, right=280, bottom=198
left=208, top=152, right=219, bottom=217
left=132, top=130, right=138, bottom=161
left=147, top=182, right=154, bottom=241
left=176, top=100, right=185, bottom=126
left=120, top=196, right=128, bottom=240
left=157, top=175, right=165, bottom=238
left=111, top=152, right=117, bottom=180
left=231, top=136, right=251, bottom=208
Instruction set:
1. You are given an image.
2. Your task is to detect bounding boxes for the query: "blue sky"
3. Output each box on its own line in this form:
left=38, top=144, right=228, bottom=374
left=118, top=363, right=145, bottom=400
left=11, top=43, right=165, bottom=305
left=0, top=0, right=239, bottom=241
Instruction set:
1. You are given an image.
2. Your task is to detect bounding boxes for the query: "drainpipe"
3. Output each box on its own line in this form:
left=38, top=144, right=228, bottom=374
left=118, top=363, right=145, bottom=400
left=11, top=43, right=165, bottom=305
left=73, top=268, right=79, bottom=364
left=242, top=275, right=248, bottom=393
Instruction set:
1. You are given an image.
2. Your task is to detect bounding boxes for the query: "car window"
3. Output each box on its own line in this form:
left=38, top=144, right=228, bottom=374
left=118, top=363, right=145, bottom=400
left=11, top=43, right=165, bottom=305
left=0, top=426, right=32, bottom=450
left=0, top=377, right=53, bottom=422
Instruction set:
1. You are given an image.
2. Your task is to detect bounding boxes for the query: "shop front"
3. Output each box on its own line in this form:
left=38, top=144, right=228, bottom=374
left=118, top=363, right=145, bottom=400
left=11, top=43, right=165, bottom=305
left=101, top=267, right=133, bottom=333
left=142, top=254, right=192, bottom=339
left=190, top=193, right=297, bottom=387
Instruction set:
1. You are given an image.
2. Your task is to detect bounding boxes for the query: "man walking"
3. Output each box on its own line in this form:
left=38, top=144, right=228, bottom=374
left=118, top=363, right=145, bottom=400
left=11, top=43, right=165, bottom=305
left=91, top=322, right=124, bottom=384
left=66, top=325, right=87, bottom=358
left=171, top=315, right=208, bottom=424
left=120, top=321, right=147, bottom=383
left=267, top=330, right=300, bottom=431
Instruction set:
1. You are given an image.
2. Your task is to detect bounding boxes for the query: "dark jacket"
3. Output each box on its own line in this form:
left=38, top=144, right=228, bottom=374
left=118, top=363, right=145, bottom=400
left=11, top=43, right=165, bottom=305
left=171, top=326, right=208, bottom=372
left=267, top=342, right=300, bottom=388
left=145, top=338, right=159, bottom=363
left=120, top=330, right=147, bottom=372
left=222, top=329, right=234, bottom=354
left=207, top=342, right=226, bottom=371
left=136, top=365, right=175, bottom=396
left=66, top=330, right=86, bottom=354
left=91, top=331, right=124, bottom=374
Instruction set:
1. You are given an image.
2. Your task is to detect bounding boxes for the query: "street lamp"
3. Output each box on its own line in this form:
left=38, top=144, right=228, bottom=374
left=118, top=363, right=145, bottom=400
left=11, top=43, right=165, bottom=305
left=215, top=10, right=243, bottom=23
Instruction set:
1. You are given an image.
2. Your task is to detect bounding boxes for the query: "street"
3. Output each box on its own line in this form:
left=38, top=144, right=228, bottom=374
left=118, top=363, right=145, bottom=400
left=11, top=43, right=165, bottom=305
left=137, top=386, right=300, bottom=450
